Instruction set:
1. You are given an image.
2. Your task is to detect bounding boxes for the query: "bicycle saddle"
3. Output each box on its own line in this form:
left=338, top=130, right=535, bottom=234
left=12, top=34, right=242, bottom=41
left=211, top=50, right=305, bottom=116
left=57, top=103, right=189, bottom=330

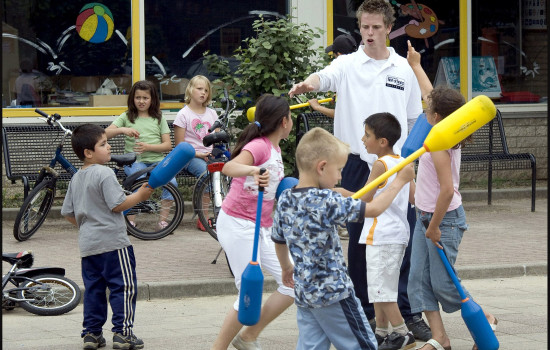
left=111, top=153, right=137, bottom=166
left=2, top=251, right=34, bottom=267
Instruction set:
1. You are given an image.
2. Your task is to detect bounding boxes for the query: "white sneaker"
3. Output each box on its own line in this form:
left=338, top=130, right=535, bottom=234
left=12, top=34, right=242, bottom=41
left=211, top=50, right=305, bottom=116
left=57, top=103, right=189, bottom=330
left=231, top=334, right=262, bottom=350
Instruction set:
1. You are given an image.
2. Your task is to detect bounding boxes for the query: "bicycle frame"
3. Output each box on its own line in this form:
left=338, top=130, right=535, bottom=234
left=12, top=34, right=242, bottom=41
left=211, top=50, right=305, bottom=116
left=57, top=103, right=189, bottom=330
left=30, top=115, right=76, bottom=191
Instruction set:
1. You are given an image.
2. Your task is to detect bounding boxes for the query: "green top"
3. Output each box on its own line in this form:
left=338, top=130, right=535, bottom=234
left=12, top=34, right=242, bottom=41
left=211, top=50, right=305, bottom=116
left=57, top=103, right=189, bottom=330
left=112, top=112, right=171, bottom=163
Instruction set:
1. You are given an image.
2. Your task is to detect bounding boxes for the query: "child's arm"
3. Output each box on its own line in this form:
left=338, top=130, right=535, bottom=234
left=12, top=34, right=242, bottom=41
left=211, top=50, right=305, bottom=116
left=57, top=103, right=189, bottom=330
left=364, top=163, right=415, bottom=217
left=221, top=150, right=270, bottom=188
left=274, top=243, right=295, bottom=288
left=112, top=183, right=155, bottom=213
left=173, top=125, right=186, bottom=144
left=425, top=151, right=454, bottom=248
left=359, top=160, right=386, bottom=203
left=134, top=133, right=172, bottom=154
left=332, top=187, right=353, bottom=197
left=64, top=216, right=77, bottom=227
left=408, top=179, right=416, bottom=205
left=407, top=40, right=433, bottom=102
left=308, top=99, right=335, bottom=118
left=105, top=124, right=139, bottom=139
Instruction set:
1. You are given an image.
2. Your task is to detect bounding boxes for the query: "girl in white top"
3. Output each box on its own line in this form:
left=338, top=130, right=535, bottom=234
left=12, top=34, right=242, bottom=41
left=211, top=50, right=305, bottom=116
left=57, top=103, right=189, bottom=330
left=173, top=75, right=219, bottom=231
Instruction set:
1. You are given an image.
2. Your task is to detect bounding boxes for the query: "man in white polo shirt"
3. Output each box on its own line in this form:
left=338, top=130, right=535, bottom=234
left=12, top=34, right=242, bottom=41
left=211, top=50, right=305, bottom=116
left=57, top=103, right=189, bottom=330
left=289, top=0, right=431, bottom=345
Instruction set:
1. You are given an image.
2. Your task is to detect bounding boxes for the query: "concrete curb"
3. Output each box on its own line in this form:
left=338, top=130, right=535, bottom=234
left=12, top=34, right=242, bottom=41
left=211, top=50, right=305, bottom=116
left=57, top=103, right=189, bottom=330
left=134, top=262, right=547, bottom=301
left=3, top=187, right=547, bottom=221
left=138, top=262, right=548, bottom=300
left=73, top=262, right=546, bottom=303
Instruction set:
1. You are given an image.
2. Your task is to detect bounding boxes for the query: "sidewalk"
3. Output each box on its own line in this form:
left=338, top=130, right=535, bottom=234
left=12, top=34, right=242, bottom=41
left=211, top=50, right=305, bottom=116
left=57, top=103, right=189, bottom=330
left=2, top=276, right=547, bottom=349
left=2, top=195, right=547, bottom=301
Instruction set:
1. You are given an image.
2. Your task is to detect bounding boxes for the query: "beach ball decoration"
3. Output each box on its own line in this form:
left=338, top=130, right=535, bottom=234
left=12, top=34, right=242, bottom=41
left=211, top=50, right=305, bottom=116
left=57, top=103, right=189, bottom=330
left=76, top=3, right=114, bottom=43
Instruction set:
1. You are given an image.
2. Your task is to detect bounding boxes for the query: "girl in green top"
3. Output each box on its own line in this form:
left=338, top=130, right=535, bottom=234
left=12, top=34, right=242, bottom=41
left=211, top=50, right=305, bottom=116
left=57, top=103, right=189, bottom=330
left=106, top=80, right=176, bottom=229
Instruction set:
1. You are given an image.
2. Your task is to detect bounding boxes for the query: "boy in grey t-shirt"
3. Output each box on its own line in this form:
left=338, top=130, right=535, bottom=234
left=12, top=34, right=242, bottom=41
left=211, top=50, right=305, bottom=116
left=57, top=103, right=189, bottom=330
left=61, top=124, right=153, bottom=350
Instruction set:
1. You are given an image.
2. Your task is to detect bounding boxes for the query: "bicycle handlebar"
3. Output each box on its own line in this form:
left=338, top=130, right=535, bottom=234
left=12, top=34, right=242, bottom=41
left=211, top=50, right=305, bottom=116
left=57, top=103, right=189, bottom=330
left=209, top=88, right=236, bottom=133
left=34, top=109, right=72, bottom=135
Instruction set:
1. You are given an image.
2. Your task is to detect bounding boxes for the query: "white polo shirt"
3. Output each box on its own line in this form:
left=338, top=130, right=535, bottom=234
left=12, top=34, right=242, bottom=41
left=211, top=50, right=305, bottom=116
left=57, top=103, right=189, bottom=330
left=317, top=46, right=422, bottom=168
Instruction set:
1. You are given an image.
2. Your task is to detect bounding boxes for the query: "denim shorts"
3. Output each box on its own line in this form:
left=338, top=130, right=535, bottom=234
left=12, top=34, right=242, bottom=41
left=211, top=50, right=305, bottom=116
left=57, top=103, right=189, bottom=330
left=407, top=205, right=471, bottom=313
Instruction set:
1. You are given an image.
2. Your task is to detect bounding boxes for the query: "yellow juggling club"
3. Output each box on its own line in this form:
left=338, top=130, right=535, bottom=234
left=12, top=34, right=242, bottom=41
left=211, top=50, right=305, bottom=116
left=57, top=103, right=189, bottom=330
left=246, top=97, right=334, bottom=122
left=352, top=95, right=497, bottom=199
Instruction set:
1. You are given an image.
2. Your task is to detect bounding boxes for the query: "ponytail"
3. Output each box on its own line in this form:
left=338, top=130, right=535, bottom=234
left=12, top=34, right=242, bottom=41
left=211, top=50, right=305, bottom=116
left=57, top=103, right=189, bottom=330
left=232, top=94, right=290, bottom=158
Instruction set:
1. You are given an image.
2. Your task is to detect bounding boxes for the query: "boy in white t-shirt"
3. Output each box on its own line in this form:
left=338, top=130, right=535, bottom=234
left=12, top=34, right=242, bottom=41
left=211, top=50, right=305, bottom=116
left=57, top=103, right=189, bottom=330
left=359, top=112, right=417, bottom=350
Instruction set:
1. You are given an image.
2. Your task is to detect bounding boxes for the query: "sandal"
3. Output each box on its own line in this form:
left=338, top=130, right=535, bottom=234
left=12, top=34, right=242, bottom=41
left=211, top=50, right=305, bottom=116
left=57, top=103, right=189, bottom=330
left=158, top=220, right=169, bottom=229
left=472, top=318, right=498, bottom=350
left=418, top=338, right=451, bottom=350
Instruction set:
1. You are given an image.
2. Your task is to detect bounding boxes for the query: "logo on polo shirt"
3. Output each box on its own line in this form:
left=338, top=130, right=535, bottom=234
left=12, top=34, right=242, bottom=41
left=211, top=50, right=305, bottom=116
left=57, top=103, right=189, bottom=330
left=386, top=76, right=405, bottom=90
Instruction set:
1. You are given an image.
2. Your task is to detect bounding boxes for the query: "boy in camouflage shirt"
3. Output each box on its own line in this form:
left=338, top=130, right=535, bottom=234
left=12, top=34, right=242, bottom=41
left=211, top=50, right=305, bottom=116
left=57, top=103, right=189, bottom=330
left=272, top=127, right=414, bottom=350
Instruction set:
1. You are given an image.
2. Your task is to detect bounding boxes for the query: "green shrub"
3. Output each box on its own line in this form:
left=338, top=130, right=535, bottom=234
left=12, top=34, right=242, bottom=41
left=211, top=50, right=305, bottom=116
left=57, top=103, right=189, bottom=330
left=203, top=14, right=331, bottom=175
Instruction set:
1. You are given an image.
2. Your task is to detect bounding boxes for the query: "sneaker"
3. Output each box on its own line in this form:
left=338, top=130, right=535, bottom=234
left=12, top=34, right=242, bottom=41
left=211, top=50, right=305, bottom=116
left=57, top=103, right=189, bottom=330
left=196, top=219, right=206, bottom=232
left=82, top=332, right=106, bottom=349
left=375, top=333, right=386, bottom=346
left=231, top=333, right=262, bottom=350
left=129, top=221, right=136, bottom=227
left=379, top=331, right=416, bottom=350
left=112, top=332, right=144, bottom=349
left=338, top=226, right=349, bottom=240
left=406, top=315, right=432, bottom=342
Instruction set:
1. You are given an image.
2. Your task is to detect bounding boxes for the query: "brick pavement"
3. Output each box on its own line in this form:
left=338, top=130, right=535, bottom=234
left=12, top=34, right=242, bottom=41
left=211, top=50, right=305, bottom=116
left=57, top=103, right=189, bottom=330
left=2, top=197, right=547, bottom=299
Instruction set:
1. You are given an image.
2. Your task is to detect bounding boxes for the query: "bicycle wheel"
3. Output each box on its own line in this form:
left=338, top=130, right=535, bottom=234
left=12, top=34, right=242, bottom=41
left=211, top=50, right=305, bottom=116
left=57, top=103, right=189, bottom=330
left=125, top=178, right=184, bottom=240
left=13, top=179, right=56, bottom=241
left=17, top=274, right=81, bottom=316
left=196, top=172, right=231, bottom=241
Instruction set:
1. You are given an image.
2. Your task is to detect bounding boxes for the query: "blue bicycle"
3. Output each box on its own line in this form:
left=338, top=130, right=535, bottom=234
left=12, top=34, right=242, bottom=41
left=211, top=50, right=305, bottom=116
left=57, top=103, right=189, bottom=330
left=13, top=109, right=184, bottom=241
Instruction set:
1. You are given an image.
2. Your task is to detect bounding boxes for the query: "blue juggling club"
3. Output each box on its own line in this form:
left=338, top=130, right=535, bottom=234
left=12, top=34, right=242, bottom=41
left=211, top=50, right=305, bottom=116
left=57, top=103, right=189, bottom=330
left=238, top=168, right=266, bottom=326
left=147, top=142, right=195, bottom=188
left=437, top=244, right=499, bottom=350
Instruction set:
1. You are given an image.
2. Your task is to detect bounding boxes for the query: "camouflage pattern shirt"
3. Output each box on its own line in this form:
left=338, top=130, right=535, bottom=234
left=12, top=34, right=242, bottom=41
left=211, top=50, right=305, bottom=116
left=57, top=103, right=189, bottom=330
left=271, top=187, right=365, bottom=308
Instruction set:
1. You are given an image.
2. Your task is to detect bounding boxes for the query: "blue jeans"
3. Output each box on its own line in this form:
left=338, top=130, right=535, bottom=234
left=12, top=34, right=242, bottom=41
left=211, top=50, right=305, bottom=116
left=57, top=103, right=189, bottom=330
left=408, top=205, right=471, bottom=314
left=342, top=154, right=419, bottom=322
left=182, top=157, right=208, bottom=179
left=124, top=161, right=177, bottom=200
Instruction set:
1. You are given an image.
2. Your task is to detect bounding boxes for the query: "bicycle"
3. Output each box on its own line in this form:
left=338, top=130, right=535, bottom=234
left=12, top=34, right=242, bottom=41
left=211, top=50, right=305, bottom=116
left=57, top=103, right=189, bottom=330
left=2, top=250, right=81, bottom=316
left=13, top=109, right=184, bottom=241
left=192, top=89, right=235, bottom=242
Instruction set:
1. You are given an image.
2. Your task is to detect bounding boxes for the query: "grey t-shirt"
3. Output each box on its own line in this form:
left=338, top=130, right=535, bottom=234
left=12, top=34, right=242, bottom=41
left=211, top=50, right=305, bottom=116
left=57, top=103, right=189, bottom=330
left=61, top=164, right=130, bottom=257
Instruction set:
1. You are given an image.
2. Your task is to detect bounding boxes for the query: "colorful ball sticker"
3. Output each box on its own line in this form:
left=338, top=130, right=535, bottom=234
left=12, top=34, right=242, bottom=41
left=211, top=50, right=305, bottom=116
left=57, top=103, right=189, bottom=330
left=76, top=3, right=114, bottom=43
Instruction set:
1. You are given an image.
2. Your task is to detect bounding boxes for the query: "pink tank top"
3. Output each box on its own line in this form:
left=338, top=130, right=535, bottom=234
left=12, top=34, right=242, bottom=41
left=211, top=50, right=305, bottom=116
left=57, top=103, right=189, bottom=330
left=415, top=148, right=462, bottom=213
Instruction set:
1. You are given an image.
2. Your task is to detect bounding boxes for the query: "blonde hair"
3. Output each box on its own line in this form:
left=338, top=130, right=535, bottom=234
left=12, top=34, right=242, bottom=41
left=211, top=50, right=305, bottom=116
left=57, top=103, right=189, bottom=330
left=296, top=128, right=350, bottom=173
left=184, top=75, right=213, bottom=106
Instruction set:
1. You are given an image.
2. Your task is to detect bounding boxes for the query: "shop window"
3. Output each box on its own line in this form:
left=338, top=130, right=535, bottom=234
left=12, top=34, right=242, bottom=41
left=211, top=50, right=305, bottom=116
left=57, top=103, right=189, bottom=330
left=334, top=0, right=547, bottom=104
left=143, top=1, right=288, bottom=101
left=472, top=0, right=547, bottom=103
left=2, top=1, right=131, bottom=108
